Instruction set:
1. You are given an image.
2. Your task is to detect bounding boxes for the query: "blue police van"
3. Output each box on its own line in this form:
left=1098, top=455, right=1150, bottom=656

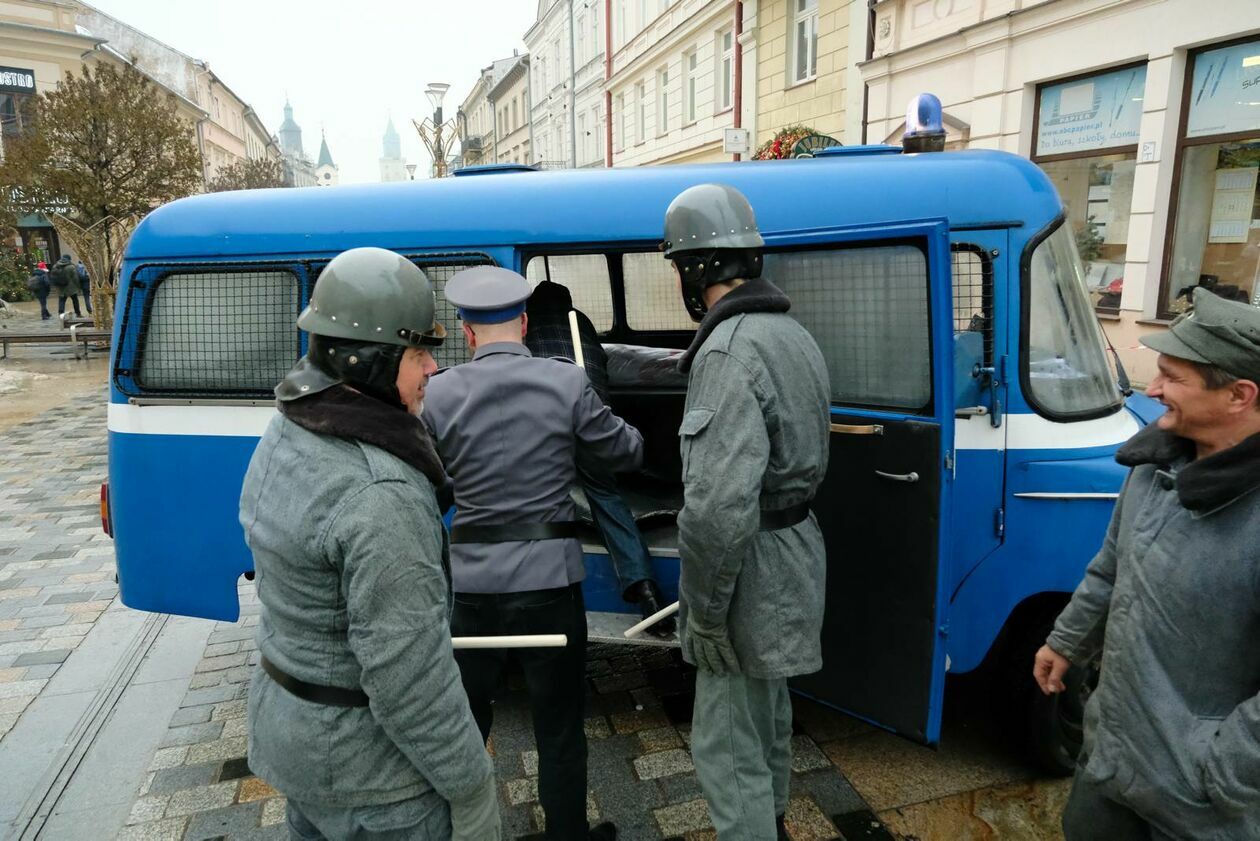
left=102, top=124, right=1160, bottom=771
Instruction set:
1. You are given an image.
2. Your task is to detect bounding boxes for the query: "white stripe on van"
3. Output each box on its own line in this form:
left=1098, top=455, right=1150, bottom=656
left=108, top=403, right=276, bottom=437
left=108, top=401, right=1138, bottom=451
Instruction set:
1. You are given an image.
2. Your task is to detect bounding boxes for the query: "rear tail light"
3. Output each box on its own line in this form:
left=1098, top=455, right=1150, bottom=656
left=101, top=482, right=112, bottom=537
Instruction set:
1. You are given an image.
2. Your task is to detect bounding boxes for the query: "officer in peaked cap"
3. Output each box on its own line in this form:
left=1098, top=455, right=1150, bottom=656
left=422, top=265, right=643, bottom=841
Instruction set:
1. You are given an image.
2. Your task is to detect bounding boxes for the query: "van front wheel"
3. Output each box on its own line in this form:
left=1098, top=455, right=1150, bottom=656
left=1008, top=617, right=1098, bottom=776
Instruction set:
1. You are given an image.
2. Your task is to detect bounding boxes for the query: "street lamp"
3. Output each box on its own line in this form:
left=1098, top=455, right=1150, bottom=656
left=414, top=82, right=457, bottom=178
left=405, top=163, right=417, bottom=181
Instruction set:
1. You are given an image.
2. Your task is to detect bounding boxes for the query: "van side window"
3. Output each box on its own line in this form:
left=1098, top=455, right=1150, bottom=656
left=136, top=270, right=299, bottom=393
left=419, top=258, right=498, bottom=370
left=524, top=254, right=614, bottom=332
left=768, top=245, right=931, bottom=411
left=622, top=251, right=695, bottom=332
left=951, top=245, right=993, bottom=365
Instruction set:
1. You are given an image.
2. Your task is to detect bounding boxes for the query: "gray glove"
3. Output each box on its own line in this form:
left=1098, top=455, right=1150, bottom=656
left=683, top=616, right=740, bottom=675
left=449, top=773, right=501, bottom=841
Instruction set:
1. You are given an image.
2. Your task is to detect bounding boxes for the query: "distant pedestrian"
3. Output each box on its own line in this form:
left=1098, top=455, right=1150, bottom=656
left=26, top=262, right=51, bottom=320
left=75, top=260, right=92, bottom=314
left=1035, top=287, right=1260, bottom=840
left=49, top=255, right=83, bottom=317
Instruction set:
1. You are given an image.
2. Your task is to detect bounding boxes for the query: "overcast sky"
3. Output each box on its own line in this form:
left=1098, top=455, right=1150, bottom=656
left=87, top=0, right=536, bottom=184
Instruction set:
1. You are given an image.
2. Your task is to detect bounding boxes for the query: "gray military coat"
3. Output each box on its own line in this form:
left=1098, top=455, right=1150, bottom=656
left=423, top=342, right=643, bottom=594
left=1049, top=425, right=1260, bottom=839
left=676, top=279, right=831, bottom=679
left=240, top=399, right=492, bottom=809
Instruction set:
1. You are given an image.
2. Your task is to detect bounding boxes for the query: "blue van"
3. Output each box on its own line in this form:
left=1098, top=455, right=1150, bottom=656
left=103, top=140, right=1158, bottom=770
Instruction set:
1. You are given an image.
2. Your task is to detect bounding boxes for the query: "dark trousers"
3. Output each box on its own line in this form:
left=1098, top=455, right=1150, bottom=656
left=577, top=459, right=653, bottom=598
left=452, top=584, right=588, bottom=840
left=57, top=294, right=82, bottom=317
left=81, top=283, right=92, bottom=313
left=1062, top=769, right=1175, bottom=841
left=34, top=287, right=50, bottom=319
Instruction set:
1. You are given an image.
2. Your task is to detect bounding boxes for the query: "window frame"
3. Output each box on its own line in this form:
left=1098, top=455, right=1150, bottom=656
left=635, top=81, right=647, bottom=145
left=716, top=28, right=734, bottom=113
left=657, top=66, right=670, bottom=136
left=789, top=0, right=819, bottom=86
left=1030, top=61, right=1146, bottom=165
left=683, top=49, right=699, bottom=125
left=1157, top=35, right=1260, bottom=320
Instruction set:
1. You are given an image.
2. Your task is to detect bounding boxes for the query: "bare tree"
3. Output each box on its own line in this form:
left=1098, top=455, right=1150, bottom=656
left=207, top=157, right=288, bottom=192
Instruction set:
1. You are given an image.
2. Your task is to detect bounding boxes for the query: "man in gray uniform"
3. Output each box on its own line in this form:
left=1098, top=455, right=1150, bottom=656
left=423, top=265, right=643, bottom=841
left=240, top=248, right=500, bottom=840
left=662, top=185, right=831, bottom=840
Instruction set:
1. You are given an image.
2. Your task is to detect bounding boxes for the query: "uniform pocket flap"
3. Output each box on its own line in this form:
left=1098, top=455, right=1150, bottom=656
left=679, top=408, right=715, bottom=438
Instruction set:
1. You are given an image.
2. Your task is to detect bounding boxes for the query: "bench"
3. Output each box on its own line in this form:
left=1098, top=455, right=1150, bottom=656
left=58, top=313, right=95, bottom=329
left=0, top=328, right=111, bottom=360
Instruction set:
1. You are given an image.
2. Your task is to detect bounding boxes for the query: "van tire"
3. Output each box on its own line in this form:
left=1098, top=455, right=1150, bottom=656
left=1005, top=615, right=1098, bottom=776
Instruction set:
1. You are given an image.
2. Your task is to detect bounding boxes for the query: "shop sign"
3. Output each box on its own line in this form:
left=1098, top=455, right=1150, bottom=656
left=1186, top=38, right=1260, bottom=139
left=0, top=66, right=35, bottom=94
left=1036, top=66, right=1146, bottom=156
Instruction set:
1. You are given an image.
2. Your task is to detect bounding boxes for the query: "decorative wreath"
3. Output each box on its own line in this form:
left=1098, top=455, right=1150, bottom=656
left=751, top=125, right=816, bottom=160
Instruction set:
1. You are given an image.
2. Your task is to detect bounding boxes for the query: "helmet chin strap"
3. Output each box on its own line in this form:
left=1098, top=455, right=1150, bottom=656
left=309, top=334, right=408, bottom=410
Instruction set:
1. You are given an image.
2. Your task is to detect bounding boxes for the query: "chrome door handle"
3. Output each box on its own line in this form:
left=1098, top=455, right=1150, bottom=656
left=875, top=470, right=919, bottom=483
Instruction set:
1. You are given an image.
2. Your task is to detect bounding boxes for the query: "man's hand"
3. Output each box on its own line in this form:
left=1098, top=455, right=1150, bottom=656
left=1033, top=644, right=1071, bottom=695
left=682, top=618, right=740, bottom=675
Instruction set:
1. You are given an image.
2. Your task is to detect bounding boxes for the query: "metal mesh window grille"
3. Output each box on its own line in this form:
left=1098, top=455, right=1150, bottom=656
left=137, top=270, right=299, bottom=393
left=768, top=245, right=931, bottom=410
left=622, top=251, right=696, bottom=332
left=951, top=245, right=993, bottom=365
left=402, top=256, right=496, bottom=370
left=524, top=255, right=614, bottom=332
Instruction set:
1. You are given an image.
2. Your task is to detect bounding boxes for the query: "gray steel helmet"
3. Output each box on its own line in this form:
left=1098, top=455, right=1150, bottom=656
left=297, top=247, right=446, bottom=347
left=661, top=183, right=764, bottom=258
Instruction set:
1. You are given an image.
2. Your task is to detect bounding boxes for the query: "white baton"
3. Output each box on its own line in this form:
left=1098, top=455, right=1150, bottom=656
left=568, top=310, right=586, bottom=370
left=623, top=601, right=680, bottom=639
left=451, top=634, right=568, bottom=649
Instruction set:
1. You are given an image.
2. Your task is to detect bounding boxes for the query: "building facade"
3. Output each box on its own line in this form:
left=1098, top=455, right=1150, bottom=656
left=607, top=0, right=751, bottom=166
left=277, top=99, right=317, bottom=187
left=489, top=54, right=531, bottom=164
left=526, top=0, right=605, bottom=169
left=456, top=54, right=520, bottom=169
left=862, top=0, right=1260, bottom=384
left=753, top=0, right=865, bottom=150
left=0, top=0, right=211, bottom=262
left=73, top=1, right=275, bottom=185
left=379, top=116, right=408, bottom=182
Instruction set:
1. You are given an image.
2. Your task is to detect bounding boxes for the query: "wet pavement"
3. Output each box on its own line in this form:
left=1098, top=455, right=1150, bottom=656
left=0, top=324, right=1070, bottom=840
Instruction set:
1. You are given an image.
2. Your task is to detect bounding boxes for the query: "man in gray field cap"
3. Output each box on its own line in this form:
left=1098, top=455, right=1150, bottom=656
left=1035, top=288, right=1260, bottom=840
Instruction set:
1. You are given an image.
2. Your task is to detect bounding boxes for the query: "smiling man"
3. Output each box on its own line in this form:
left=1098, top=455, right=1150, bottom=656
left=1033, top=287, right=1260, bottom=840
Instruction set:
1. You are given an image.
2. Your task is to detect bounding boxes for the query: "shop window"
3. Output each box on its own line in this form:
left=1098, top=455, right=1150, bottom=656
left=1034, top=64, right=1146, bottom=314
left=1161, top=37, right=1260, bottom=316
left=0, top=92, right=37, bottom=139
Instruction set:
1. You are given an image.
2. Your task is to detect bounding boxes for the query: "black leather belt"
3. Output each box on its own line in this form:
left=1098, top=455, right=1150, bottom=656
left=759, top=501, right=812, bottom=531
left=261, top=656, right=369, bottom=708
left=449, top=521, right=582, bottom=544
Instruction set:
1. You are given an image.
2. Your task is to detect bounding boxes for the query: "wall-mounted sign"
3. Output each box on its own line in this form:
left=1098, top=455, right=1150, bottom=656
left=1036, top=65, right=1146, bottom=156
left=1186, top=38, right=1260, bottom=139
left=723, top=128, right=750, bottom=154
left=0, top=66, right=35, bottom=95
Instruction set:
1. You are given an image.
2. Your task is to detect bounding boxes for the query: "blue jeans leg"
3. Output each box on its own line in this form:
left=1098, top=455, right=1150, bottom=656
left=577, top=459, right=653, bottom=598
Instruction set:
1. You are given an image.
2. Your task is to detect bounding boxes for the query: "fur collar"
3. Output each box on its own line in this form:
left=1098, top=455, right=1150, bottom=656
left=1117, top=423, right=1260, bottom=512
left=278, top=385, right=446, bottom=488
left=677, top=278, right=791, bottom=373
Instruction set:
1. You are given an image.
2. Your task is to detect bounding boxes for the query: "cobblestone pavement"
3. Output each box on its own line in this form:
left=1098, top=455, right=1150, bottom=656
left=117, top=580, right=876, bottom=841
left=0, top=393, right=116, bottom=743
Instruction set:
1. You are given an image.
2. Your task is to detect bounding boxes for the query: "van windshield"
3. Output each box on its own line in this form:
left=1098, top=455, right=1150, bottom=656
left=1025, top=223, right=1122, bottom=419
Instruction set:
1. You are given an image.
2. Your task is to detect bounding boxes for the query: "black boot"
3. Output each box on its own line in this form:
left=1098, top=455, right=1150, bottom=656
left=627, top=579, right=675, bottom=637
left=777, top=813, right=790, bottom=840
left=590, top=820, right=617, bottom=839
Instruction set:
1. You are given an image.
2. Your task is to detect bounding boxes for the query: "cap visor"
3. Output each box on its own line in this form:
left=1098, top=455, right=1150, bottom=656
left=1140, top=330, right=1210, bottom=363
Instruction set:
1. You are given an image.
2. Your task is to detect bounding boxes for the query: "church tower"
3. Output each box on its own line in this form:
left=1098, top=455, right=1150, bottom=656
left=315, top=131, right=339, bottom=186
left=278, top=98, right=303, bottom=158
left=379, top=115, right=408, bottom=182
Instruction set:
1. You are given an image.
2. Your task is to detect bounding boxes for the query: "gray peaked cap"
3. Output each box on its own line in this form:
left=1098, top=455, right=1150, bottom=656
left=444, top=265, right=532, bottom=324
left=298, top=247, right=446, bottom=347
left=661, top=183, right=765, bottom=258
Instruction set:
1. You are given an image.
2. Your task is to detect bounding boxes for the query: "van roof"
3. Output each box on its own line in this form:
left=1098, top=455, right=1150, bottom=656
left=127, top=150, right=1062, bottom=260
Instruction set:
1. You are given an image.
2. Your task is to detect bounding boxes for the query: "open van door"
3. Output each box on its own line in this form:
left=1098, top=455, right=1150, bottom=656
left=770, top=221, right=956, bottom=745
